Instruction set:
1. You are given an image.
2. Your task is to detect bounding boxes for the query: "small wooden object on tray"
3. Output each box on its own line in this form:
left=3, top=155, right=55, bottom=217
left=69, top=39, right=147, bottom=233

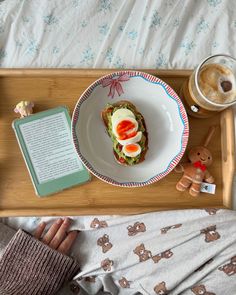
left=0, top=69, right=235, bottom=216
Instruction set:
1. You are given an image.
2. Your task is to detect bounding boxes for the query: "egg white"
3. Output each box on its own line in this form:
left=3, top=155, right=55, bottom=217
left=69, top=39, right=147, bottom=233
left=111, top=108, right=135, bottom=127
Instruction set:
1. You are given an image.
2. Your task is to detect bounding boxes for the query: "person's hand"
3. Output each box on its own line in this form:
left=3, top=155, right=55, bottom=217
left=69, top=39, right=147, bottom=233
left=34, top=217, right=79, bottom=255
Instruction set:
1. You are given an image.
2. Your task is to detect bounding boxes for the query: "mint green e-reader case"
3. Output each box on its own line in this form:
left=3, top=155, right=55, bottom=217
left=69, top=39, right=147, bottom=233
left=12, top=106, right=91, bottom=197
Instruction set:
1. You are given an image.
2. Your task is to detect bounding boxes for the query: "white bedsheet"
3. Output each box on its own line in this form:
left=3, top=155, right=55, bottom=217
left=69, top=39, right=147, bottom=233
left=0, top=0, right=236, bottom=229
left=0, top=0, right=235, bottom=69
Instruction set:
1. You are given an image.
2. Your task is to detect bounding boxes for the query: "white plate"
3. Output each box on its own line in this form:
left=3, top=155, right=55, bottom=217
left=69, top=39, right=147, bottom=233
left=72, top=71, right=189, bottom=187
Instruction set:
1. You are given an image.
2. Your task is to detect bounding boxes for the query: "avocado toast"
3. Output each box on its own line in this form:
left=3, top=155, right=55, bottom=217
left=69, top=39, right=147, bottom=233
left=101, top=100, right=148, bottom=166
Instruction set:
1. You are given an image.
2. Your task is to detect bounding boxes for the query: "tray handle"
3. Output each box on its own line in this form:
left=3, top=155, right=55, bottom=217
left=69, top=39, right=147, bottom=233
left=220, top=108, right=236, bottom=208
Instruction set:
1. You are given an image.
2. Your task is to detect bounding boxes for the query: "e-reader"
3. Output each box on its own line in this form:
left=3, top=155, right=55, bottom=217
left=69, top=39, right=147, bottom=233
left=12, top=106, right=90, bottom=197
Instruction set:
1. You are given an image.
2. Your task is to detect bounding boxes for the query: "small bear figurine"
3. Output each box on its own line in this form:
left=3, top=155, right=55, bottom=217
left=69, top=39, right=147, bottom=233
left=14, top=101, right=34, bottom=118
left=175, top=126, right=215, bottom=197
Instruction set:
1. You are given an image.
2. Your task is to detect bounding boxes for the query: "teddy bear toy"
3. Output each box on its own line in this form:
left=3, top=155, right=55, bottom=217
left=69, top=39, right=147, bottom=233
left=175, top=126, right=215, bottom=197
left=14, top=101, right=34, bottom=118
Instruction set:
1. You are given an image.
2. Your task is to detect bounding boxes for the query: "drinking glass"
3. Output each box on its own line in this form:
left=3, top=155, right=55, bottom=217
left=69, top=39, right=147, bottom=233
left=181, top=54, right=236, bottom=118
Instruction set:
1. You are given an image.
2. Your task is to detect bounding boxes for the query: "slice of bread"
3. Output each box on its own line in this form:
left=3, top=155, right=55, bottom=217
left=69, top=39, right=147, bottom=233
left=101, top=100, right=148, bottom=166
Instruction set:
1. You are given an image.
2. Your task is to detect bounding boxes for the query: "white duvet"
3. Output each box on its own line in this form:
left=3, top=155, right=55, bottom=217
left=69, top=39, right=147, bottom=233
left=0, top=0, right=235, bottom=69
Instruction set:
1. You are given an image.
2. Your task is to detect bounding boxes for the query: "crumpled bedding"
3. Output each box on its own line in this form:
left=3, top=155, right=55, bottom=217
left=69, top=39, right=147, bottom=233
left=1, top=209, right=236, bottom=294
left=0, top=0, right=235, bottom=69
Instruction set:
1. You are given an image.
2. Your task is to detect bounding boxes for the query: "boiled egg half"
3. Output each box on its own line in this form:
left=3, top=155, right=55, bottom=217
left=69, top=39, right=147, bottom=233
left=112, top=117, right=138, bottom=140
left=122, top=143, right=142, bottom=158
left=117, top=131, right=142, bottom=145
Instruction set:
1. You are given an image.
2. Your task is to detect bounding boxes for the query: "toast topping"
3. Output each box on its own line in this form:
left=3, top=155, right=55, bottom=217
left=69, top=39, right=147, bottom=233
left=102, top=102, right=148, bottom=165
left=123, top=143, right=141, bottom=158
left=112, top=117, right=138, bottom=139
left=112, top=110, right=141, bottom=158
left=117, top=131, right=142, bottom=145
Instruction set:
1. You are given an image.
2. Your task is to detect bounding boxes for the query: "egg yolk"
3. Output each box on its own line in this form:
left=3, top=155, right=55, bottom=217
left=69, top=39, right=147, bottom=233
left=116, top=120, right=137, bottom=140
left=125, top=144, right=139, bottom=153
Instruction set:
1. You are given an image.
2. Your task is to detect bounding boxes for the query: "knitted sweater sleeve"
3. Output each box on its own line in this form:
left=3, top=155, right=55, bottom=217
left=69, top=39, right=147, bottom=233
left=0, top=229, right=80, bottom=295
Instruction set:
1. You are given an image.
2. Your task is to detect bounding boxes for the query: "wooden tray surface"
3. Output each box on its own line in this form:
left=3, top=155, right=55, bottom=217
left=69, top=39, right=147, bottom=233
left=0, top=69, right=235, bottom=217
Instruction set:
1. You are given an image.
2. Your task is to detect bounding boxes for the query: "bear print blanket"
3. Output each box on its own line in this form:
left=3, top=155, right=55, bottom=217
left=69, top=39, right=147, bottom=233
left=2, top=209, right=236, bottom=295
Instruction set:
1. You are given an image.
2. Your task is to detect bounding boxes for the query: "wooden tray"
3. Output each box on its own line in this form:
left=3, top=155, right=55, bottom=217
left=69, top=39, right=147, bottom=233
left=0, top=69, right=235, bottom=217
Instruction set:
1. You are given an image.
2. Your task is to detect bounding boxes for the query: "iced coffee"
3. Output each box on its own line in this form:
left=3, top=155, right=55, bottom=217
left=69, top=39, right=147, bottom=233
left=181, top=54, right=236, bottom=118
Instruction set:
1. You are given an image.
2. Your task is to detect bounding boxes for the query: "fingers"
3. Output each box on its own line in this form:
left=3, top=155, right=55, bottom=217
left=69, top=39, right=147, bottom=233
left=34, top=222, right=46, bottom=239
left=57, top=231, right=79, bottom=255
left=49, top=217, right=72, bottom=249
left=37, top=217, right=78, bottom=255
left=41, top=218, right=64, bottom=245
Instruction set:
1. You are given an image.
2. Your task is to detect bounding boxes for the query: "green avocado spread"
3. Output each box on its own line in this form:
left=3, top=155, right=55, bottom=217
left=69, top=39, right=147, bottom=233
left=105, top=103, right=147, bottom=165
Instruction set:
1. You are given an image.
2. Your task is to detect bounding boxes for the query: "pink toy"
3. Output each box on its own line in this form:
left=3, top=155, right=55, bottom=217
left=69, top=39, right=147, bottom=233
left=14, top=101, right=34, bottom=118
left=175, top=126, right=216, bottom=197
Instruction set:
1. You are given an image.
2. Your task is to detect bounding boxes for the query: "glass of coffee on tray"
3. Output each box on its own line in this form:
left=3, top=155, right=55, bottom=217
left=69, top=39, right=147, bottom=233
left=181, top=54, right=236, bottom=118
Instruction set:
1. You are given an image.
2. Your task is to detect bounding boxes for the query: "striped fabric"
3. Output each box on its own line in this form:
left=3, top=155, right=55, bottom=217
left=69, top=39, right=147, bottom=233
left=0, top=230, right=80, bottom=295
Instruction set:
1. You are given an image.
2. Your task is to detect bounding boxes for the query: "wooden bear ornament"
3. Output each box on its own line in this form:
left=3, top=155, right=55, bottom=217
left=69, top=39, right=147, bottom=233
left=175, top=126, right=215, bottom=197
